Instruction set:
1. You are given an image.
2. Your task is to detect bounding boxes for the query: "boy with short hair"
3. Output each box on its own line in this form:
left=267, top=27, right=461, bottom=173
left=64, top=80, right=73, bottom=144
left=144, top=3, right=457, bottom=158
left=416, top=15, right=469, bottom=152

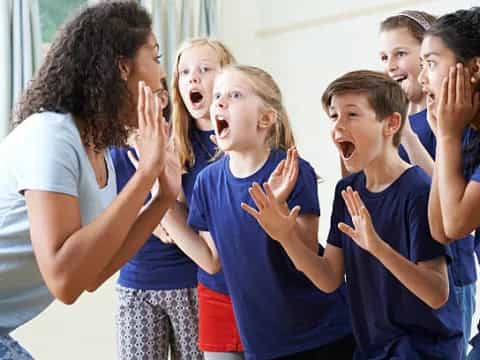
left=242, top=70, right=463, bottom=359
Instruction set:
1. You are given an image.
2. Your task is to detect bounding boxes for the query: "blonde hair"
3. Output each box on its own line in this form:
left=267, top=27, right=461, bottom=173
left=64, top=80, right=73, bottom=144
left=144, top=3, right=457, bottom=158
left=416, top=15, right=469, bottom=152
left=171, top=38, right=236, bottom=171
left=222, top=64, right=296, bottom=151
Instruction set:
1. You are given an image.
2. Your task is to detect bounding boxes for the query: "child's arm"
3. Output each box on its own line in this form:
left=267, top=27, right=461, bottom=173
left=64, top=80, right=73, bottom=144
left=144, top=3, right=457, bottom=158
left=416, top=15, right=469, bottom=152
left=242, top=183, right=345, bottom=293
left=436, top=64, right=480, bottom=238
left=401, top=105, right=434, bottom=176
left=428, top=159, right=452, bottom=244
left=339, top=187, right=449, bottom=309
left=160, top=201, right=221, bottom=274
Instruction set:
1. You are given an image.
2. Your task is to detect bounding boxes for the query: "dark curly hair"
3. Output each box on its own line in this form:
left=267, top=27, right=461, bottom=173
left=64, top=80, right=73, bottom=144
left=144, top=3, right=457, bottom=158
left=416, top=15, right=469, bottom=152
left=15, top=0, right=152, bottom=149
left=426, top=7, right=480, bottom=175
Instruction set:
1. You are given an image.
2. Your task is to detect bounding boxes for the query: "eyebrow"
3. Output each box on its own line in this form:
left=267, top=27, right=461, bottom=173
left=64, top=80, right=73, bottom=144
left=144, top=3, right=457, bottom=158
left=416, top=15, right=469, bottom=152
left=421, top=51, right=440, bottom=59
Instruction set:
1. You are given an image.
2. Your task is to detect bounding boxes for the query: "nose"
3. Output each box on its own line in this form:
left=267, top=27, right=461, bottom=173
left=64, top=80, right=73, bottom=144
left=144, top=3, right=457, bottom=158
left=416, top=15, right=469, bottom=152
left=418, top=66, right=427, bottom=86
left=189, top=69, right=200, bottom=84
left=387, top=56, right=398, bottom=73
left=215, top=93, right=227, bottom=109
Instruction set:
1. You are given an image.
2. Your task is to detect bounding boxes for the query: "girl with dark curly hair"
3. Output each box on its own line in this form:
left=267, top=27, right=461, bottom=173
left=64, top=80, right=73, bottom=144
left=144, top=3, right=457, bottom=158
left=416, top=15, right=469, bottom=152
left=381, top=11, right=478, bottom=360
left=418, top=6, right=480, bottom=359
left=0, top=1, right=177, bottom=358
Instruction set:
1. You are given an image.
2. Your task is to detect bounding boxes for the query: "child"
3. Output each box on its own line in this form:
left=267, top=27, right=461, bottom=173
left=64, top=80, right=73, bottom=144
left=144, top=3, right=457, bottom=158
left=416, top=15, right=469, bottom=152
left=111, top=75, right=203, bottom=359
left=0, top=2, right=176, bottom=357
left=173, top=64, right=354, bottom=359
left=379, top=10, right=436, bottom=174
left=164, top=38, right=243, bottom=360
left=381, top=11, right=476, bottom=358
left=418, top=7, right=480, bottom=359
left=243, top=70, right=463, bottom=359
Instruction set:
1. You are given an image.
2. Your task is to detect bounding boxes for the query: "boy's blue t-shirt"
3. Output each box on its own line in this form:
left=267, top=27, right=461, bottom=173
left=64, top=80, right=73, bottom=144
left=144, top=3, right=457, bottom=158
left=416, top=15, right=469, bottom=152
left=327, top=166, right=462, bottom=359
left=182, top=127, right=229, bottom=294
left=400, top=109, right=476, bottom=287
left=111, top=146, right=197, bottom=290
left=188, top=150, right=352, bottom=360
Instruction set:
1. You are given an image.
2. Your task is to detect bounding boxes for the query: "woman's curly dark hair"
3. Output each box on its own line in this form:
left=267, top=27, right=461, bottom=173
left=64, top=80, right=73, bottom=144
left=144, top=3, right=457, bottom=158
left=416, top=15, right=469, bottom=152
left=426, top=7, right=480, bottom=174
left=15, top=0, right=152, bottom=149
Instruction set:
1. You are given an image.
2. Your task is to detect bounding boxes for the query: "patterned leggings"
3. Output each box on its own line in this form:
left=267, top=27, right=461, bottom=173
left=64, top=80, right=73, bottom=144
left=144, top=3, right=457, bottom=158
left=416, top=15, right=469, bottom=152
left=0, top=335, right=33, bottom=360
left=116, top=285, right=203, bottom=360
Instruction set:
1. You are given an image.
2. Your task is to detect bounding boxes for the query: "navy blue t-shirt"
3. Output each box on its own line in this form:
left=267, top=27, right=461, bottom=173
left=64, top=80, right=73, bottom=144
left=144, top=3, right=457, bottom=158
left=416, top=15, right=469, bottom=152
left=400, top=110, right=476, bottom=286
left=110, top=146, right=197, bottom=290
left=399, top=109, right=436, bottom=161
left=182, top=127, right=229, bottom=294
left=460, top=127, right=480, bottom=348
left=328, top=166, right=462, bottom=359
left=188, top=150, right=352, bottom=360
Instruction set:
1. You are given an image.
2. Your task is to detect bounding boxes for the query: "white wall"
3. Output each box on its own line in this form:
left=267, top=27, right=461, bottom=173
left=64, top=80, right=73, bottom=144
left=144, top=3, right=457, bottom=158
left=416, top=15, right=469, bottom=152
left=13, top=1, right=480, bottom=358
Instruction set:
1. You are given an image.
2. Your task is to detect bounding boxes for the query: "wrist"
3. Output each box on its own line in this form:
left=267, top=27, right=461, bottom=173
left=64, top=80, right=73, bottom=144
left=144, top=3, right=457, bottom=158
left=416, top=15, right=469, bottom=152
left=368, top=234, right=386, bottom=258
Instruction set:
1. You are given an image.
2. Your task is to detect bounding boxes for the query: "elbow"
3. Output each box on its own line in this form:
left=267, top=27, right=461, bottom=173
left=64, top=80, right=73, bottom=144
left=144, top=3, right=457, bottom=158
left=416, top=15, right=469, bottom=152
left=49, top=280, right=82, bottom=305
left=204, top=260, right=221, bottom=275
left=428, top=291, right=449, bottom=310
left=444, top=221, right=471, bottom=240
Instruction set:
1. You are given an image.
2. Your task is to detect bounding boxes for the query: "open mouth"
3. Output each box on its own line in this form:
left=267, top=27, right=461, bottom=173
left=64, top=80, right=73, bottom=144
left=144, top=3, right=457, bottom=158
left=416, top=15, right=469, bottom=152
left=339, top=141, right=356, bottom=160
left=215, top=115, right=230, bottom=137
left=190, top=90, right=204, bottom=105
left=393, top=75, right=408, bottom=84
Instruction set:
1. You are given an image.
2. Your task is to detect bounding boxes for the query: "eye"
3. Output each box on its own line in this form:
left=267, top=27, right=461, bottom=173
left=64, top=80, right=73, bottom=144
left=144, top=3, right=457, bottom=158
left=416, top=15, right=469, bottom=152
left=213, top=92, right=221, bottom=100
left=380, top=54, right=388, bottom=62
left=427, top=61, right=435, bottom=70
left=230, top=91, right=242, bottom=99
left=179, top=68, right=189, bottom=76
left=200, top=66, right=210, bottom=73
left=397, top=51, right=407, bottom=58
left=329, top=113, right=338, bottom=121
left=348, top=112, right=358, bottom=117
left=154, top=54, right=162, bottom=64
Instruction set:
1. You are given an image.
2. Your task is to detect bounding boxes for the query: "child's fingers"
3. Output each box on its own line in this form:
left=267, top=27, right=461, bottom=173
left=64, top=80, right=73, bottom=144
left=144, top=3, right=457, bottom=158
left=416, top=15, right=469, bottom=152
left=464, top=67, right=472, bottom=102
left=473, top=92, right=480, bottom=117
left=263, top=182, right=277, bottom=201
left=341, top=189, right=356, bottom=218
left=289, top=205, right=301, bottom=220
left=456, top=63, right=465, bottom=104
left=448, top=66, right=456, bottom=105
left=272, top=159, right=286, bottom=177
left=338, top=222, right=356, bottom=239
left=353, top=191, right=367, bottom=216
left=248, top=183, right=267, bottom=210
left=241, top=202, right=260, bottom=219
left=347, top=187, right=360, bottom=215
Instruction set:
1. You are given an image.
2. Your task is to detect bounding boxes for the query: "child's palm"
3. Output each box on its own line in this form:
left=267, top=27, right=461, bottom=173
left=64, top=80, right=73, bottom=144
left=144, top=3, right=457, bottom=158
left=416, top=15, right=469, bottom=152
left=268, top=147, right=299, bottom=203
left=338, top=187, right=381, bottom=254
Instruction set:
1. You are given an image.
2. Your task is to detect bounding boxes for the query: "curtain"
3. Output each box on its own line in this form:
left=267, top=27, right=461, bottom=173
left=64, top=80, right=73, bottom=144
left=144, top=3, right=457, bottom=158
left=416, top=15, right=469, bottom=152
left=0, top=0, right=42, bottom=140
left=142, top=0, right=217, bottom=83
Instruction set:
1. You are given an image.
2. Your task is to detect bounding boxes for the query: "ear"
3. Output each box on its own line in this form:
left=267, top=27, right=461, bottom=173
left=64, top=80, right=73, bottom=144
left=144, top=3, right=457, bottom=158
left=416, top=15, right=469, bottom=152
left=470, top=57, right=480, bottom=84
left=383, top=112, right=402, bottom=139
left=118, top=56, right=133, bottom=81
left=158, top=89, right=169, bottom=110
left=258, top=109, right=276, bottom=129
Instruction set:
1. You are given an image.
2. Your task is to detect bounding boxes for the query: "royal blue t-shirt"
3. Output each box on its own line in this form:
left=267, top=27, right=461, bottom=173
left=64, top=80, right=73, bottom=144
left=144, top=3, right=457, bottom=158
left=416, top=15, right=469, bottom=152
left=327, top=166, right=462, bottom=359
left=111, top=146, right=197, bottom=290
left=400, top=110, right=476, bottom=287
left=460, top=127, right=480, bottom=348
left=399, top=109, right=436, bottom=162
left=188, top=150, right=352, bottom=360
left=182, top=127, right=229, bottom=294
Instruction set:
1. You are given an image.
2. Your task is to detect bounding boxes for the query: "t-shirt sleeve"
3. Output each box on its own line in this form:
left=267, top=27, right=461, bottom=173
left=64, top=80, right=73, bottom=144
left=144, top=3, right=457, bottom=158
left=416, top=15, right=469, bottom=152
left=408, top=193, right=450, bottom=263
left=187, top=174, right=209, bottom=232
left=15, top=115, right=80, bottom=197
left=326, top=182, right=345, bottom=248
left=470, top=164, right=480, bottom=182
left=287, top=160, right=320, bottom=216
